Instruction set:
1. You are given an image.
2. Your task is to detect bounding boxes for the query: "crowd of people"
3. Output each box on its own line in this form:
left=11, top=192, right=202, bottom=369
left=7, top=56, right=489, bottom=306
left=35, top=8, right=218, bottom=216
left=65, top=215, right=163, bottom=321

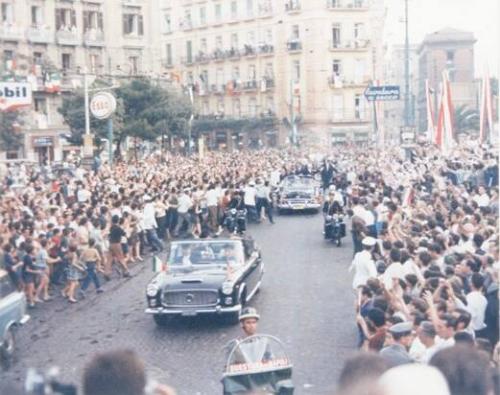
left=343, top=142, right=499, bottom=395
left=0, top=149, right=320, bottom=307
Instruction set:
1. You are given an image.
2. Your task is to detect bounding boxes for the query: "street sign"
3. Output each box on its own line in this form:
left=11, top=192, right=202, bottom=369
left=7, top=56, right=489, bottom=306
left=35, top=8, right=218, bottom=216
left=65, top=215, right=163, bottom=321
left=364, top=85, right=400, bottom=101
left=90, top=91, right=116, bottom=119
left=0, top=82, right=32, bottom=111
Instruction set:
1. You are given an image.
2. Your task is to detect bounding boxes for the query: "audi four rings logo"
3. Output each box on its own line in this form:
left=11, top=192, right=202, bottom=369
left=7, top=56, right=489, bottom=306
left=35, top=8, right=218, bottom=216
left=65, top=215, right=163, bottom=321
left=185, top=294, right=194, bottom=303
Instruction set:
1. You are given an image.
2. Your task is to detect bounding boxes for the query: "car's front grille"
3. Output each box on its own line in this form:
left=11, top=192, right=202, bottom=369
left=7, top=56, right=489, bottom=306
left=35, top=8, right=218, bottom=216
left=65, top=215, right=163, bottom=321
left=162, top=290, right=218, bottom=307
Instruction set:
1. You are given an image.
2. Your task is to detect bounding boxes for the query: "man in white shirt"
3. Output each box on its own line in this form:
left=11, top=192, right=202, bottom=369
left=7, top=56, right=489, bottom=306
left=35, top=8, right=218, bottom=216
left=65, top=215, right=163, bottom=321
left=466, top=273, right=488, bottom=338
left=382, top=249, right=406, bottom=290
left=243, top=181, right=258, bottom=223
left=143, top=196, right=164, bottom=252
left=473, top=186, right=490, bottom=208
left=349, top=237, right=377, bottom=289
left=174, top=189, right=193, bottom=237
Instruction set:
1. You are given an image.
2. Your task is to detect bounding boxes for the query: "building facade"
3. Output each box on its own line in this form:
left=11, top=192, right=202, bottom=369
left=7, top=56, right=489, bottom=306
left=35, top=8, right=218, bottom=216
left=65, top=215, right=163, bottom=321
left=417, top=28, right=477, bottom=132
left=0, top=0, right=385, bottom=161
left=0, top=0, right=158, bottom=162
left=157, top=0, right=385, bottom=147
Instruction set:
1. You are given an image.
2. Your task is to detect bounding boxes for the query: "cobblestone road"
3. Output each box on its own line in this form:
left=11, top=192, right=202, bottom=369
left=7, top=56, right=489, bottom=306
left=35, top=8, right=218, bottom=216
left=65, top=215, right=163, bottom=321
left=1, top=212, right=357, bottom=395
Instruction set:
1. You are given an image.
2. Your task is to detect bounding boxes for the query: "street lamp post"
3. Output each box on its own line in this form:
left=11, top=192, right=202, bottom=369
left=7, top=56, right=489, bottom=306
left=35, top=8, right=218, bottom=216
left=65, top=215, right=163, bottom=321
left=404, top=0, right=410, bottom=127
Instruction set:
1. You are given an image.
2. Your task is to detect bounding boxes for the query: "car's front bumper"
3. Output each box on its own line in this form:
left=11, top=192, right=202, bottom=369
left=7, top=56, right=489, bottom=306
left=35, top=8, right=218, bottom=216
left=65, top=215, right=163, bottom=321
left=145, top=304, right=242, bottom=316
left=278, top=203, right=321, bottom=210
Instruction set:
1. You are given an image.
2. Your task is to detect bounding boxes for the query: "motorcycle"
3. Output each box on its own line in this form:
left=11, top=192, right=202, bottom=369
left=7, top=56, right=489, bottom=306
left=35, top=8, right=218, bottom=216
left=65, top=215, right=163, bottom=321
left=223, top=208, right=247, bottom=235
left=222, top=334, right=294, bottom=395
left=323, top=213, right=346, bottom=247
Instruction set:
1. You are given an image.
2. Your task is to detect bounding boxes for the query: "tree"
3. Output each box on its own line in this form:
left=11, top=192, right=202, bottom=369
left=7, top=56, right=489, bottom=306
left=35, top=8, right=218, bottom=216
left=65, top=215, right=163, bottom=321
left=454, top=104, right=479, bottom=135
left=58, top=78, right=192, bottom=156
left=0, top=110, right=24, bottom=152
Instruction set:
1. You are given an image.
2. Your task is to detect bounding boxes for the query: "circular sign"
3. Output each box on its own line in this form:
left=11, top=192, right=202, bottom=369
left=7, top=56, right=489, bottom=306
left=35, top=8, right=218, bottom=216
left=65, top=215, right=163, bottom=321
left=90, top=91, right=116, bottom=120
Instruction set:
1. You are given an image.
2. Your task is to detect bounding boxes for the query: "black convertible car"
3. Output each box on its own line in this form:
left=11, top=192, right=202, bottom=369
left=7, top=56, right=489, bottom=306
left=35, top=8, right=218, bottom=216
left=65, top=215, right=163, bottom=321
left=145, top=237, right=264, bottom=326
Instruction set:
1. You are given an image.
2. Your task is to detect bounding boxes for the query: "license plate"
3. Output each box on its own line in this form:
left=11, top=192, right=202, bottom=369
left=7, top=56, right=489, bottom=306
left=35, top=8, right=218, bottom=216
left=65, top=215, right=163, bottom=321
left=293, top=205, right=304, bottom=210
left=181, top=310, right=197, bottom=317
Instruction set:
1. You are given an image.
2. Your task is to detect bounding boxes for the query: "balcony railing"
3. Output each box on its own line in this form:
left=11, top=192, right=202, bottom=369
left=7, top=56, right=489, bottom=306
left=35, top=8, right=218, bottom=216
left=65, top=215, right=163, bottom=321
left=56, top=29, right=79, bottom=45
left=242, top=45, right=257, bottom=57
left=285, top=1, right=301, bottom=12
left=328, top=75, right=370, bottom=88
left=179, top=19, right=193, bottom=31
left=195, top=52, right=210, bottom=64
left=212, top=49, right=226, bottom=61
left=84, top=29, right=105, bottom=46
left=326, top=0, right=368, bottom=9
left=26, top=26, right=53, bottom=44
left=243, top=80, right=258, bottom=91
left=258, top=43, right=274, bottom=55
left=210, top=84, right=226, bottom=95
left=226, top=48, right=241, bottom=59
left=0, top=24, right=23, bottom=41
left=330, top=39, right=370, bottom=50
left=261, top=77, right=275, bottom=91
left=287, top=40, right=302, bottom=52
left=181, top=56, right=194, bottom=65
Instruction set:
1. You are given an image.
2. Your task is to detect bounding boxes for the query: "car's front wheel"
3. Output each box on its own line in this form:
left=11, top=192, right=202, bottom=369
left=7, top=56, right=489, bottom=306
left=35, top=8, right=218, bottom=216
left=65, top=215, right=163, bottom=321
left=153, top=314, right=171, bottom=327
left=0, top=326, right=15, bottom=370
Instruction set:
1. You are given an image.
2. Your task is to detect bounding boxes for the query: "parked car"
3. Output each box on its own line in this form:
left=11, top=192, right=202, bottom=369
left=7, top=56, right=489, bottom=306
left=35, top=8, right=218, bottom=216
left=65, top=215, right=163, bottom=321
left=0, top=270, right=30, bottom=369
left=145, top=237, right=264, bottom=326
left=277, top=175, right=321, bottom=214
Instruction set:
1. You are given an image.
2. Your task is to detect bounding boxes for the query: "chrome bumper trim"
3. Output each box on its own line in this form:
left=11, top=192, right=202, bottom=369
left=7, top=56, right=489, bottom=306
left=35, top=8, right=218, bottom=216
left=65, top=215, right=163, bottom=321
left=145, top=304, right=242, bottom=315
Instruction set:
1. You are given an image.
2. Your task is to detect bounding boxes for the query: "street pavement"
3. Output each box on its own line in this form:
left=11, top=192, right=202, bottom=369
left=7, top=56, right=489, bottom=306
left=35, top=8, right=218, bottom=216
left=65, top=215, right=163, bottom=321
left=1, top=212, right=357, bottom=395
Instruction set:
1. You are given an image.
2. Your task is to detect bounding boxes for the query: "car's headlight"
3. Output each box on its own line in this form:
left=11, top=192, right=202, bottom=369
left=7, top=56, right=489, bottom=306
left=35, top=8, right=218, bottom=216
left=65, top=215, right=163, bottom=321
left=224, top=297, right=233, bottom=305
left=146, top=284, right=159, bottom=297
left=222, top=282, right=234, bottom=295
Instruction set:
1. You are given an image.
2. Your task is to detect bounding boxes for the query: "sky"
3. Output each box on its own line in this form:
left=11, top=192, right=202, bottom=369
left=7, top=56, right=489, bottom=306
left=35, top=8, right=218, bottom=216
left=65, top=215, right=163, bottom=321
left=384, top=0, right=499, bottom=77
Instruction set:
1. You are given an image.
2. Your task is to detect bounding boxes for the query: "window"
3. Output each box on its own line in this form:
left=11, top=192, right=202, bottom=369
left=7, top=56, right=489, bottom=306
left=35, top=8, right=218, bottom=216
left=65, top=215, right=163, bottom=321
left=247, top=31, right=255, bottom=45
left=233, top=99, right=241, bottom=117
left=215, top=3, right=222, bottom=22
left=129, top=56, right=139, bottom=74
left=199, top=6, right=206, bottom=26
left=230, top=1, right=238, bottom=19
left=216, top=67, right=224, bottom=84
left=266, top=96, right=275, bottom=113
left=55, top=8, right=76, bottom=30
left=217, top=97, right=225, bottom=113
left=232, top=66, right=240, bottom=80
left=291, top=25, right=299, bottom=40
left=216, top=35, right=223, bottom=49
left=263, top=28, right=272, bottom=44
left=184, top=9, right=192, bottom=28
left=332, top=24, right=341, bottom=47
left=292, top=60, right=300, bottom=81
left=83, top=11, right=103, bottom=32
left=332, top=94, right=343, bottom=120
left=186, top=40, right=193, bottom=63
left=248, top=97, right=257, bottom=117
left=200, top=38, right=207, bottom=53
left=122, top=12, right=144, bottom=36
left=200, top=70, right=209, bottom=86
left=246, top=0, right=254, bottom=17
left=1, top=3, right=13, bottom=23
left=264, top=62, right=273, bottom=78
left=248, top=64, right=256, bottom=80
left=163, top=13, right=171, bottom=33
left=354, top=23, right=365, bottom=40
left=231, top=33, right=238, bottom=49
left=31, top=5, right=43, bottom=26
left=165, top=43, right=172, bottom=66
left=62, top=53, right=72, bottom=70
left=446, top=51, right=455, bottom=61
left=354, top=94, right=365, bottom=119
left=89, top=53, right=100, bottom=74
left=34, top=97, right=46, bottom=113
left=202, top=100, right=209, bottom=115
left=33, top=52, right=43, bottom=65
left=332, top=59, right=342, bottom=75
left=354, top=59, right=365, bottom=83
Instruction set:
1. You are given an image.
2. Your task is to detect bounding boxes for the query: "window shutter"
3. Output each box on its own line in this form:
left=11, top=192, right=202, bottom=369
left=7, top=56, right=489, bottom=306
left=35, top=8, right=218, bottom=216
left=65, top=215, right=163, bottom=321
left=98, top=12, right=103, bottom=30
left=122, top=14, right=128, bottom=34
left=138, top=15, right=144, bottom=35
left=83, top=11, right=89, bottom=31
left=71, top=9, right=76, bottom=27
left=55, top=9, right=62, bottom=30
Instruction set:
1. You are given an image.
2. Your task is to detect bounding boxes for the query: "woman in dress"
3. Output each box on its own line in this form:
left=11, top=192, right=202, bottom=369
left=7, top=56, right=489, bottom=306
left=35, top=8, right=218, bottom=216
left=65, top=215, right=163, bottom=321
left=62, top=244, right=86, bottom=303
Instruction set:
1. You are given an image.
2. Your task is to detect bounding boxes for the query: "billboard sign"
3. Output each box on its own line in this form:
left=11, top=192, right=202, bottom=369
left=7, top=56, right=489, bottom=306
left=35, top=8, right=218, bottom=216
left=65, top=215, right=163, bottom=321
left=0, top=82, right=32, bottom=111
left=364, top=85, right=400, bottom=101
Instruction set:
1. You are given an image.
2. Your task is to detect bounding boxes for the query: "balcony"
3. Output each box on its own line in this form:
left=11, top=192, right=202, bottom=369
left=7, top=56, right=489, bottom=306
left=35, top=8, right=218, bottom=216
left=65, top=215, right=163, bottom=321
left=226, top=48, right=241, bottom=60
left=258, top=43, right=274, bottom=56
left=242, top=80, right=258, bottom=91
left=262, top=77, right=275, bottom=91
left=179, top=19, right=193, bottom=31
left=242, top=45, right=257, bottom=57
left=56, top=29, right=80, bottom=46
left=330, top=39, right=370, bottom=51
left=210, top=84, right=225, bottom=95
left=195, top=52, right=210, bottom=64
left=161, top=59, right=174, bottom=68
left=84, top=29, right=105, bottom=46
left=285, top=1, right=301, bottom=13
left=212, top=49, right=226, bottom=62
left=287, top=40, right=302, bottom=52
left=326, top=0, right=368, bottom=10
left=330, top=110, right=371, bottom=123
left=328, top=75, right=371, bottom=88
left=0, top=24, right=23, bottom=41
left=26, top=26, right=53, bottom=44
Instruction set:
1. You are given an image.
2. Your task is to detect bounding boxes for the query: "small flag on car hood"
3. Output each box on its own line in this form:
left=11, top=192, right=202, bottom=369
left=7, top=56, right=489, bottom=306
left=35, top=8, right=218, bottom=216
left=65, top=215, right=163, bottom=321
left=152, top=256, right=163, bottom=272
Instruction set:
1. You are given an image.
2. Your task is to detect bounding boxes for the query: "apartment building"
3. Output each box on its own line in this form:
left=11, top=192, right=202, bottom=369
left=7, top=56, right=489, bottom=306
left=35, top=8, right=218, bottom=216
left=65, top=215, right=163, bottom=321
left=0, top=0, right=157, bottom=162
left=157, top=0, right=385, bottom=146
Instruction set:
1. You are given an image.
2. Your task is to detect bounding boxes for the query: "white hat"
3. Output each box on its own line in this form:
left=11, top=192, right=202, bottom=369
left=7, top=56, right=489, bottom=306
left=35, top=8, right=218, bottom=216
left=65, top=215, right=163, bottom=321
left=362, top=237, right=377, bottom=247
left=378, top=364, right=450, bottom=395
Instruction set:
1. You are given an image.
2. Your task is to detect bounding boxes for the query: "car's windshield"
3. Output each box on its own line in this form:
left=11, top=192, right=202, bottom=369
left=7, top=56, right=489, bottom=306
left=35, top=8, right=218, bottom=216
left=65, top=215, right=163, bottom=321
left=284, top=176, right=314, bottom=188
left=167, top=241, right=244, bottom=268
